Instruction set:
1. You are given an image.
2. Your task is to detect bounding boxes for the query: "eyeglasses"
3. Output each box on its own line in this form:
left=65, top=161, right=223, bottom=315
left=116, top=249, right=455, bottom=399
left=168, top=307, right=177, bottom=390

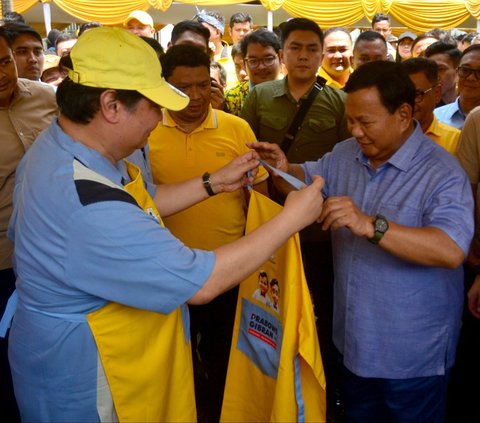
left=457, top=66, right=480, bottom=80
left=245, top=55, right=277, bottom=69
left=414, top=85, right=436, bottom=102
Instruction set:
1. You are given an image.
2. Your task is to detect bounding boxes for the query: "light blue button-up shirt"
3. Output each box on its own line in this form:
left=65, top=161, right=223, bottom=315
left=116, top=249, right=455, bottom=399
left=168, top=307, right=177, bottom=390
left=302, top=123, right=474, bottom=379
left=7, top=120, right=215, bottom=421
left=434, top=97, right=465, bottom=129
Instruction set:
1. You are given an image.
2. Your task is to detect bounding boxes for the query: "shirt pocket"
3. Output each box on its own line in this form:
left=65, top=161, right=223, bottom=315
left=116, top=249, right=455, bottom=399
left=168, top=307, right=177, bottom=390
left=377, top=202, right=422, bottom=227
left=259, top=114, right=288, bottom=131
left=257, top=114, right=289, bottom=146
left=293, top=117, right=339, bottom=160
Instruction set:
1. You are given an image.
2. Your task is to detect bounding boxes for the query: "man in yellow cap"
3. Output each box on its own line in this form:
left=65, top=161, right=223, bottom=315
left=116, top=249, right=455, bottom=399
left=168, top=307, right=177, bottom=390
left=4, top=27, right=325, bottom=422
left=124, top=9, right=155, bottom=38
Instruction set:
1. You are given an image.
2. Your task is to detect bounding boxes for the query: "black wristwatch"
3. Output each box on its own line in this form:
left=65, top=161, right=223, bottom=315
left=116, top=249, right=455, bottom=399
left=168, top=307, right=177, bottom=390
left=368, top=215, right=389, bottom=245
left=202, top=172, right=216, bottom=196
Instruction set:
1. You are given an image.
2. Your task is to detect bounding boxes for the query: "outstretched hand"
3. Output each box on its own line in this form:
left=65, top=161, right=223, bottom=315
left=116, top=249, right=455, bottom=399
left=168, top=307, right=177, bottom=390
left=248, top=141, right=289, bottom=173
left=282, top=176, right=325, bottom=232
left=210, top=151, right=259, bottom=194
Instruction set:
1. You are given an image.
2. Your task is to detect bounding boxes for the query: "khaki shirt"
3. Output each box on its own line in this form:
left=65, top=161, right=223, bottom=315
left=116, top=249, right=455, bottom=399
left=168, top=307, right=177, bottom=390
left=240, top=77, right=349, bottom=164
left=456, top=106, right=480, bottom=256
left=0, top=79, right=57, bottom=269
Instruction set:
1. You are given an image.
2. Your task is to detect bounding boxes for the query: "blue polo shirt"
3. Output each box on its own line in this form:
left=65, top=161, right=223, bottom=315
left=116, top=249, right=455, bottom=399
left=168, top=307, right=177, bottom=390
left=434, top=97, right=465, bottom=129
left=7, top=119, right=215, bottom=421
left=302, top=123, right=474, bottom=379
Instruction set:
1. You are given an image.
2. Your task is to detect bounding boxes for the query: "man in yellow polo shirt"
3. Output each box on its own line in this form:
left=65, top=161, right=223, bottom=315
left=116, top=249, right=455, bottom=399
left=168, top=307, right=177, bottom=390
left=318, top=27, right=353, bottom=89
left=402, top=57, right=460, bottom=154
left=148, top=44, right=268, bottom=422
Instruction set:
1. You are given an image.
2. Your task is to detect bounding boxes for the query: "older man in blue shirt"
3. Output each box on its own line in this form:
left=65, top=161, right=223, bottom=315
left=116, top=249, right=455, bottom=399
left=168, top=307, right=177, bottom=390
left=252, top=60, right=474, bottom=423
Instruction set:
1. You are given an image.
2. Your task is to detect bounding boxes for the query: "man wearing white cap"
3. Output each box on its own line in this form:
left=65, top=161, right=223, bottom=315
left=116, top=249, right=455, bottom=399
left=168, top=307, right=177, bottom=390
left=4, top=27, right=325, bottom=422
left=124, top=9, right=155, bottom=38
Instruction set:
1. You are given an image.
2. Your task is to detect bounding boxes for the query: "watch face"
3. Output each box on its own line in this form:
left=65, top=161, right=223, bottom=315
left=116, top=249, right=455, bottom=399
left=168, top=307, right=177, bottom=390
left=375, top=218, right=388, bottom=233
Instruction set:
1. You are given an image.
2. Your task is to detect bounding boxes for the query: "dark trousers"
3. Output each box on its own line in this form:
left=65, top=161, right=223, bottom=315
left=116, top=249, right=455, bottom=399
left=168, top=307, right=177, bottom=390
left=339, top=356, right=450, bottom=423
left=445, top=266, right=480, bottom=423
left=190, top=286, right=238, bottom=423
left=300, top=239, right=340, bottom=419
left=0, top=268, right=20, bottom=422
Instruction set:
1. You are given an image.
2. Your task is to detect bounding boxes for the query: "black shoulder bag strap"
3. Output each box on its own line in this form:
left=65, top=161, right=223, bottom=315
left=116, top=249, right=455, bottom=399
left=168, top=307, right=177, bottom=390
left=280, top=76, right=326, bottom=155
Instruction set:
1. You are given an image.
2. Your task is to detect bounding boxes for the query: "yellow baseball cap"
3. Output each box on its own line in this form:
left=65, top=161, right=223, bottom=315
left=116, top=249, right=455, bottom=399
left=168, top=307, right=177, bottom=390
left=124, top=10, right=154, bottom=28
left=67, top=27, right=189, bottom=111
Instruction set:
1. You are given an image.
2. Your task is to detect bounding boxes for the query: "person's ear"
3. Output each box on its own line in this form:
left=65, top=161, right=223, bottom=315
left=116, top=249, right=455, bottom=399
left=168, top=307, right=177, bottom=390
left=396, top=102, right=413, bottom=129
left=99, top=90, right=122, bottom=123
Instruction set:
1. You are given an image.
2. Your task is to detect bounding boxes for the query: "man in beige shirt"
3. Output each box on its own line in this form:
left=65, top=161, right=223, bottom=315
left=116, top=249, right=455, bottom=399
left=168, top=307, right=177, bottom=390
left=0, top=26, right=57, bottom=421
left=3, top=23, right=44, bottom=81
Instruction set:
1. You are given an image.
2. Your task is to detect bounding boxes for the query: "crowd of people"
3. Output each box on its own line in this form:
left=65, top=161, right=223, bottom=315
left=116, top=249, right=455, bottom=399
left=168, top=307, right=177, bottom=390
left=1, top=6, right=480, bottom=423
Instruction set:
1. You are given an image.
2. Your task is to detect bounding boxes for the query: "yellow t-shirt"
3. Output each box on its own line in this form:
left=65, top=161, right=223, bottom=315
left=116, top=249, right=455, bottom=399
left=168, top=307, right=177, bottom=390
left=148, top=106, right=268, bottom=250
left=317, top=66, right=352, bottom=90
left=425, top=115, right=460, bottom=154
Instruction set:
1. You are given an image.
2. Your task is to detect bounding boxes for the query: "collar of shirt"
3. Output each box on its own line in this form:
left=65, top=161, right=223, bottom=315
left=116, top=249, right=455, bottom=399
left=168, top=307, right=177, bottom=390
left=425, top=115, right=442, bottom=138
left=438, top=97, right=464, bottom=120
left=7, top=78, right=34, bottom=109
left=50, top=118, right=126, bottom=187
left=271, top=77, right=290, bottom=98
left=317, top=66, right=349, bottom=90
left=450, top=97, right=464, bottom=118
left=162, top=105, right=218, bottom=132
left=355, top=122, right=424, bottom=173
left=273, top=76, right=327, bottom=103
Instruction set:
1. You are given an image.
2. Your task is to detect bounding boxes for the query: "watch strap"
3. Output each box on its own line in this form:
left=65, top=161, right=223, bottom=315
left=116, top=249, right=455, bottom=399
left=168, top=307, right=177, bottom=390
left=202, top=172, right=215, bottom=196
left=368, top=215, right=388, bottom=245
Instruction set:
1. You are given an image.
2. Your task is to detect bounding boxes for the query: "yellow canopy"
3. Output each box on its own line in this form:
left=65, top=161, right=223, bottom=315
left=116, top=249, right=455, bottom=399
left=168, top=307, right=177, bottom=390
left=11, top=0, right=480, bottom=36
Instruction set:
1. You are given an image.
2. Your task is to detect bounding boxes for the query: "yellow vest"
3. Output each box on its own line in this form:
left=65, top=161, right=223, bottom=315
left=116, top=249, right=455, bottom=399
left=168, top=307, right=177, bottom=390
left=86, top=161, right=196, bottom=422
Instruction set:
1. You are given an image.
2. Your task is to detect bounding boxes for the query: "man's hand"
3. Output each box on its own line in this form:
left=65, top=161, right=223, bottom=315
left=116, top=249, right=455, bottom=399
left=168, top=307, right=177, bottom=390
left=209, top=151, right=259, bottom=194
left=319, top=196, right=374, bottom=237
left=282, top=176, right=325, bottom=232
left=210, top=79, right=225, bottom=110
left=248, top=141, right=288, bottom=172
left=468, top=276, right=480, bottom=318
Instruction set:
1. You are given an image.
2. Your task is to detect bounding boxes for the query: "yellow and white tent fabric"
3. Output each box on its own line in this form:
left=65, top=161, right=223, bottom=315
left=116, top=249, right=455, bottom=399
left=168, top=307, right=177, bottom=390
left=11, top=0, right=480, bottom=33
left=221, top=191, right=326, bottom=423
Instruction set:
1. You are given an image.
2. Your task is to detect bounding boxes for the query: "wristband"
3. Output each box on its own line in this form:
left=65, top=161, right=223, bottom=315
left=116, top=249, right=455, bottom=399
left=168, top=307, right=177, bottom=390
left=202, top=172, right=216, bottom=196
